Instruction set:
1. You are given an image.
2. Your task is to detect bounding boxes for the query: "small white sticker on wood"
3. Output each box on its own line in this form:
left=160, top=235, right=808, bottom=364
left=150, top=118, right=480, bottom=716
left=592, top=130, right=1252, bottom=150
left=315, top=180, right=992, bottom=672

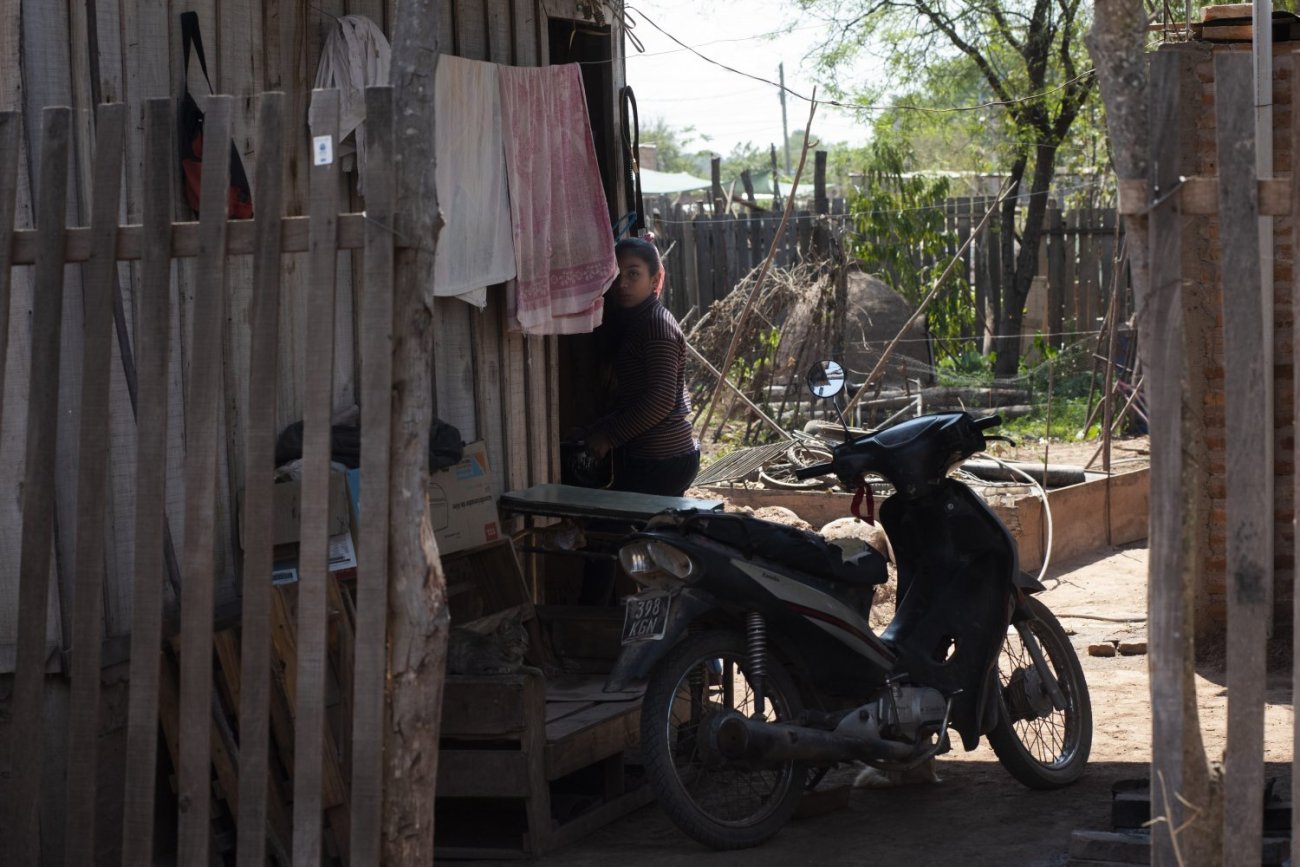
left=313, top=135, right=333, bottom=166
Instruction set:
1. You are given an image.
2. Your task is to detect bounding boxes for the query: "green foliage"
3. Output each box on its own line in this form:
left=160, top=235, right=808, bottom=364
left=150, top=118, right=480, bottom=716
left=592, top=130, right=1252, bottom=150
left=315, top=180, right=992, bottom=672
left=848, top=141, right=974, bottom=360
left=999, top=397, right=1098, bottom=442
left=935, top=350, right=997, bottom=387
left=640, top=117, right=713, bottom=175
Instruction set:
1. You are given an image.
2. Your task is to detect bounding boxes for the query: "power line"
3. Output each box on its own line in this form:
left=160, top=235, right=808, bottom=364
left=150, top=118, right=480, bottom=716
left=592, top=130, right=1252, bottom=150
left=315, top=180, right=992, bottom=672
left=623, top=5, right=1096, bottom=117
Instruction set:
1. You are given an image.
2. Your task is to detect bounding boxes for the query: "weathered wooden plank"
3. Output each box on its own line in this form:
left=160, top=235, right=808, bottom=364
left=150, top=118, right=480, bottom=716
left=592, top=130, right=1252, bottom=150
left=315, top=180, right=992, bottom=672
left=61, top=102, right=125, bottom=867
left=351, top=84, right=394, bottom=867
left=8, top=105, right=71, bottom=867
left=513, top=0, right=539, bottom=65
left=486, top=0, right=512, bottom=63
left=1293, top=52, right=1300, bottom=867
left=473, top=296, right=507, bottom=495
left=236, top=90, right=285, bottom=867
left=1145, top=52, right=1190, bottom=867
left=120, top=98, right=172, bottom=867
left=526, top=335, right=548, bottom=485
left=293, top=88, right=342, bottom=866
left=9, top=212, right=373, bottom=262
left=1215, top=51, right=1268, bottom=867
left=176, top=94, right=231, bottom=867
left=0, top=111, right=18, bottom=433
left=433, top=298, right=478, bottom=438
left=547, top=335, right=561, bottom=482
left=502, top=323, right=530, bottom=492
left=455, top=0, right=488, bottom=59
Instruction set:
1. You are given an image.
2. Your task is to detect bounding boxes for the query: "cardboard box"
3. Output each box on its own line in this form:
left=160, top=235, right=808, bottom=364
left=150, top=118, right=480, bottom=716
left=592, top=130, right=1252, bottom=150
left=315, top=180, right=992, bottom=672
left=427, top=440, right=501, bottom=555
left=239, top=470, right=352, bottom=550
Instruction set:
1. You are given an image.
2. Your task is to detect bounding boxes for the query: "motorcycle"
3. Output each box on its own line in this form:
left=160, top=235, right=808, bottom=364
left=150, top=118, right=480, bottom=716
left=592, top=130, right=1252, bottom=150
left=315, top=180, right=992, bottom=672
left=605, top=360, right=1092, bottom=850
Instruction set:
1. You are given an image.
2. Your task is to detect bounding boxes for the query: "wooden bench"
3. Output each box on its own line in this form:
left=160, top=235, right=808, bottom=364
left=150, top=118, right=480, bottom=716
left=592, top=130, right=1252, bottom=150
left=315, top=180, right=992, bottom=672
left=435, top=672, right=650, bottom=858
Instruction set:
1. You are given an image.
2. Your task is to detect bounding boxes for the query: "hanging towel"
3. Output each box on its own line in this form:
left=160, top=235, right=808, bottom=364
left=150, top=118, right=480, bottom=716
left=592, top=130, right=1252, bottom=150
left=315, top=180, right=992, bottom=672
left=498, top=64, right=618, bottom=334
left=313, top=15, right=391, bottom=192
left=431, top=55, right=517, bottom=308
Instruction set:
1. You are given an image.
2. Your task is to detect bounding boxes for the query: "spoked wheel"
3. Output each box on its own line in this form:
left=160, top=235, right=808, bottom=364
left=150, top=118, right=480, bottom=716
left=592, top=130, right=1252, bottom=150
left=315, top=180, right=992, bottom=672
left=988, top=596, right=1092, bottom=789
left=640, top=630, right=805, bottom=850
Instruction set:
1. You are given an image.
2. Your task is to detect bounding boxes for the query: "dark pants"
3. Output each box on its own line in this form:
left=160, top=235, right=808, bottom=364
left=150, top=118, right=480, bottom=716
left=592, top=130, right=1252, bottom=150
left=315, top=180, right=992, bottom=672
left=579, top=448, right=701, bottom=604
left=610, top=448, right=701, bottom=496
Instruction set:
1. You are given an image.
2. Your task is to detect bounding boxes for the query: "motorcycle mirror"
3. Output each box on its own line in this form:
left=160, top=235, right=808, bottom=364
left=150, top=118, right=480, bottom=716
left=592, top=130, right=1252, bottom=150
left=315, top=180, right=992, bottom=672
left=806, top=360, right=846, bottom=399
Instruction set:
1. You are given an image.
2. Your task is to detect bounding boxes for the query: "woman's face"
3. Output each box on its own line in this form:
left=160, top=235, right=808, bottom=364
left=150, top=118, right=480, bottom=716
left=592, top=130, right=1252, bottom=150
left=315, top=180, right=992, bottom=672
left=612, top=253, right=660, bottom=308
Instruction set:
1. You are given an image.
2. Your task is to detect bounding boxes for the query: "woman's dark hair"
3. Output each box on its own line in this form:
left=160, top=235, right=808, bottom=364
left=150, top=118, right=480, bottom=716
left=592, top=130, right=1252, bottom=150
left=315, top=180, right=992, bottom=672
left=614, top=237, right=661, bottom=277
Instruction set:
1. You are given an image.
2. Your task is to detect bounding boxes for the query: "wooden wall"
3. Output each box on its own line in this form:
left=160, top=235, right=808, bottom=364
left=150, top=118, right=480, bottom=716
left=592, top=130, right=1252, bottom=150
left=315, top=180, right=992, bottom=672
left=0, top=0, right=626, bottom=669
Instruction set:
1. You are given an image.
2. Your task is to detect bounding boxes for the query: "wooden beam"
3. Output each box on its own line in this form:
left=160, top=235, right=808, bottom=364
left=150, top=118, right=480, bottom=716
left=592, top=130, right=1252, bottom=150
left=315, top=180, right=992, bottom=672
left=62, top=101, right=126, bottom=867
left=177, top=95, right=232, bottom=867
left=8, top=212, right=372, bottom=263
left=8, top=105, right=71, bottom=867
left=293, top=87, right=341, bottom=866
left=351, top=84, right=395, bottom=867
left=1145, top=52, right=1191, bottom=867
left=120, top=97, right=173, bottom=867
left=1215, top=51, right=1268, bottom=867
left=236, top=90, right=285, bottom=867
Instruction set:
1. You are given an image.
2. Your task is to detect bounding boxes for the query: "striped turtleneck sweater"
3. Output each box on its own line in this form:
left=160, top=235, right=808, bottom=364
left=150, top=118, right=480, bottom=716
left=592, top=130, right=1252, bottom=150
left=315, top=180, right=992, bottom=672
left=594, top=295, right=697, bottom=460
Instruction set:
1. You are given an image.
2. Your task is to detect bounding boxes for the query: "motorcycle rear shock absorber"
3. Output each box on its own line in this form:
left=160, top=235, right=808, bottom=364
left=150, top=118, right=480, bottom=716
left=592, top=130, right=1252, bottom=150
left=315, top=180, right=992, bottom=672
left=747, top=611, right=767, bottom=718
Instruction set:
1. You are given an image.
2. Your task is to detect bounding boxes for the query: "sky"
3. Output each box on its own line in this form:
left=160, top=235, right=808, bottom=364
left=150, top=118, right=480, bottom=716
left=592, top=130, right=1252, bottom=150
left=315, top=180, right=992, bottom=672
left=623, top=0, right=886, bottom=159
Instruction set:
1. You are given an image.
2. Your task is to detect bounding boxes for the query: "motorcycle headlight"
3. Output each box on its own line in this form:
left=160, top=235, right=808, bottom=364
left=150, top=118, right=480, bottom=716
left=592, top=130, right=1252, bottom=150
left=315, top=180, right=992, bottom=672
left=619, top=540, right=695, bottom=587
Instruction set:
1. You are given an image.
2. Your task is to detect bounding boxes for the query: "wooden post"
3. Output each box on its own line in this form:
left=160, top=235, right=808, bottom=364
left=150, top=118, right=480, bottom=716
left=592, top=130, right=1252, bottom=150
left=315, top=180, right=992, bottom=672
left=740, top=168, right=757, bottom=208
left=0, top=111, right=17, bottom=436
left=177, top=95, right=231, bottom=866
left=121, top=98, right=173, bottom=867
left=814, top=150, right=828, bottom=215
left=769, top=143, right=782, bottom=209
left=61, top=101, right=125, bottom=866
left=386, top=1, right=447, bottom=862
left=711, top=155, right=723, bottom=215
left=1292, top=50, right=1300, bottom=867
left=235, top=91, right=286, bottom=867
left=1215, top=51, right=1268, bottom=867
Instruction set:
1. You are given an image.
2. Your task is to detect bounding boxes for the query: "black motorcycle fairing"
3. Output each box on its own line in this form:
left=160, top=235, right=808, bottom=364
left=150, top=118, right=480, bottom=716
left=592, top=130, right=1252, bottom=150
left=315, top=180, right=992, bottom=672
left=646, top=509, right=889, bottom=589
left=835, top=412, right=988, bottom=497
left=878, top=479, right=1017, bottom=750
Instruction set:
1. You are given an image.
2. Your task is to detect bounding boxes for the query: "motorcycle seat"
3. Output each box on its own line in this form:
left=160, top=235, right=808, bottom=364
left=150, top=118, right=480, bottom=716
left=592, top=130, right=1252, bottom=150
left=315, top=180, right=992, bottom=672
left=654, top=509, right=889, bottom=588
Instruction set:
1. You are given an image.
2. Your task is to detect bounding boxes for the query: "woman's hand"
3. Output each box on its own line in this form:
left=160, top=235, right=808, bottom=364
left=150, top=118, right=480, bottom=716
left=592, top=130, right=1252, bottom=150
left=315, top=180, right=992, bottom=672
left=587, top=432, right=612, bottom=460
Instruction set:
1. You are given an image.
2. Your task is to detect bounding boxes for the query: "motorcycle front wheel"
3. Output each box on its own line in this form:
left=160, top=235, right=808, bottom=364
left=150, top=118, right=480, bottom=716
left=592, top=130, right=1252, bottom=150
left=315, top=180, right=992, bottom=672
left=988, top=595, right=1093, bottom=788
left=640, top=629, right=806, bottom=850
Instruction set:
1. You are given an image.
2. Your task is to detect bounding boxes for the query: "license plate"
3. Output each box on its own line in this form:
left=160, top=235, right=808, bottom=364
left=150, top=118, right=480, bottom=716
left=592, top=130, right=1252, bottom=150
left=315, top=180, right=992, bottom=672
left=621, top=592, right=672, bottom=643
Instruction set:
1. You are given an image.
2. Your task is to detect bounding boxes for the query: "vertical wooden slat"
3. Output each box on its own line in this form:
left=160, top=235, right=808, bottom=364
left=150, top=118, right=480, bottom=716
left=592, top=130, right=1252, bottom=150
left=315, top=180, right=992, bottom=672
left=7, top=104, right=70, bottom=867
left=120, top=97, right=172, bottom=867
left=0, top=111, right=18, bottom=433
left=526, top=335, right=549, bottom=485
left=236, top=90, right=286, bottom=867
left=512, top=0, right=538, bottom=65
left=351, top=84, right=394, bottom=867
left=177, top=94, right=232, bottom=866
left=1146, top=52, right=1190, bottom=867
left=1215, top=51, right=1268, bottom=867
left=61, top=101, right=125, bottom=866
left=293, top=88, right=341, bottom=867
left=1292, top=50, right=1300, bottom=867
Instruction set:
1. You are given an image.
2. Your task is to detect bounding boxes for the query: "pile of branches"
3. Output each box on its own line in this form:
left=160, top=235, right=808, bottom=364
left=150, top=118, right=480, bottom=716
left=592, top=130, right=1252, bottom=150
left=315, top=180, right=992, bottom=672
left=687, top=263, right=846, bottom=444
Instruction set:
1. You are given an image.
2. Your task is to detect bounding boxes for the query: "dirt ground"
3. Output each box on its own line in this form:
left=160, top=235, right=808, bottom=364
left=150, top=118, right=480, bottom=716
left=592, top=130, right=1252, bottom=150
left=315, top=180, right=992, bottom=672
left=472, top=538, right=1294, bottom=867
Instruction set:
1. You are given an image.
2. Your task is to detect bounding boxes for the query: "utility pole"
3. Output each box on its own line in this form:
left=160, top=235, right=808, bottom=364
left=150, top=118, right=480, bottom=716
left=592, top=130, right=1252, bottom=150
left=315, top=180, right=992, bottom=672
left=778, top=62, right=791, bottom=175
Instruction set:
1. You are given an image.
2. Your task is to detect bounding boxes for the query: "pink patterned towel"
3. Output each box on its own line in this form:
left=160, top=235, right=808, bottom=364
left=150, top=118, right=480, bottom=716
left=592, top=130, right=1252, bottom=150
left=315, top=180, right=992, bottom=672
left=498, top=64, right=617, bottom=334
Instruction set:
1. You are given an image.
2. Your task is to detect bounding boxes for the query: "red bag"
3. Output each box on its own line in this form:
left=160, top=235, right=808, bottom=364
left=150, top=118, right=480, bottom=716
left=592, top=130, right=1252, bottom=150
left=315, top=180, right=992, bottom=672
left=178, top=11, right=253, bottom=218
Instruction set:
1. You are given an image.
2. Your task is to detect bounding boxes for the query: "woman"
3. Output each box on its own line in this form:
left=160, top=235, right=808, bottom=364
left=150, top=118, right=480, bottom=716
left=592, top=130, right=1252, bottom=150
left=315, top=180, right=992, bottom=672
left=586, top=236, right=700, bottom=496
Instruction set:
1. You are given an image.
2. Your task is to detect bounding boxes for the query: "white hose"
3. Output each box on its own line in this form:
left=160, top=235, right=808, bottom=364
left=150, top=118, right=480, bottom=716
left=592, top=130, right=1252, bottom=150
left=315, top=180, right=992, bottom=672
left=977, top=453, right=1054, bottom=585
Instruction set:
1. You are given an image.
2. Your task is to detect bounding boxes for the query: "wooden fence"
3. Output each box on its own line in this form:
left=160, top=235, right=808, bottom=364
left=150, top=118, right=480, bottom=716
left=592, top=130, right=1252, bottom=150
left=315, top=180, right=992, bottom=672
left=651, top=192, right=1129, bottom=351
left=1, top=88, right=399, bottom=865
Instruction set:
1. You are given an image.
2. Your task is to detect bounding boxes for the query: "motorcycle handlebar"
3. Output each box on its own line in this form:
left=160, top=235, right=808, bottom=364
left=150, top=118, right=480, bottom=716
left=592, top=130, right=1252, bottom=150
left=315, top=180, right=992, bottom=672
left=794, top=461, right=835, bottom=480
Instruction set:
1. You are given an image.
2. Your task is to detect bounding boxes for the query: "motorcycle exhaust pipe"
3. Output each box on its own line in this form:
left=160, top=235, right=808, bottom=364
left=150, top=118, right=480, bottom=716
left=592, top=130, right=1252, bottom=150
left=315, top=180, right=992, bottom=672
left=710, top=711, right=913, bottom=765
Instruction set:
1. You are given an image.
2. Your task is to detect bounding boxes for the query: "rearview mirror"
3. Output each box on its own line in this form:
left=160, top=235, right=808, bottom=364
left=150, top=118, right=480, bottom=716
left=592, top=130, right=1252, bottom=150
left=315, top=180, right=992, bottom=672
left=806, top=360, right=846, bottom=399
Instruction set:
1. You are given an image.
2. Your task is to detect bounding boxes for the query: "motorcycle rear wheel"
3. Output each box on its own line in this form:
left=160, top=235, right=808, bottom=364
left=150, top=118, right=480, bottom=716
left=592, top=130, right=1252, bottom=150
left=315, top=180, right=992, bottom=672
left=988, top=596, right=1093, bottom=789
left=640, top=629, right=806, bottom=850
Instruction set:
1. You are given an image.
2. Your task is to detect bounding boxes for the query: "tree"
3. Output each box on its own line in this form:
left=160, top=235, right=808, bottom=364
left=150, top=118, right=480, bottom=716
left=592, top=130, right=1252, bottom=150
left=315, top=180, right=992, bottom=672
left=639, top=116, right=713, bottom=174
left=798, top=0, right=1097, bottom=375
